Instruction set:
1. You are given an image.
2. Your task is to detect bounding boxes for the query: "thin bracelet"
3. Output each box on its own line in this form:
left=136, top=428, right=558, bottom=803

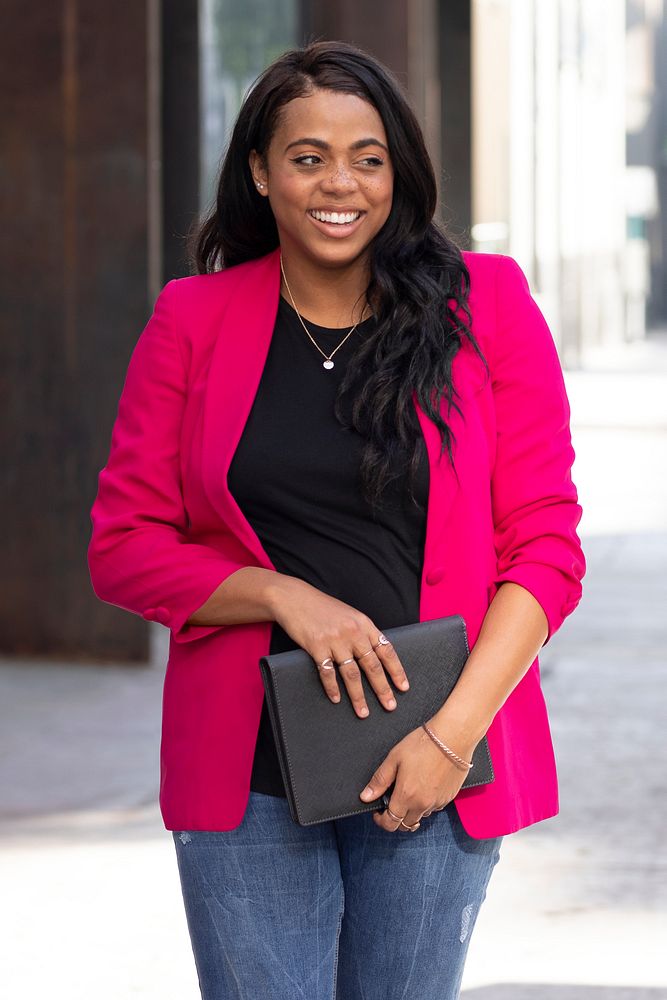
left=422, top=724, right=473, bottom=772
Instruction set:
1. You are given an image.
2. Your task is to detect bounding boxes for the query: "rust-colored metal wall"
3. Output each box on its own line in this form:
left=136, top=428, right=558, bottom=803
left=1, top=2, right=152, bottom=660
left=301, top=0, right=409, bottom=82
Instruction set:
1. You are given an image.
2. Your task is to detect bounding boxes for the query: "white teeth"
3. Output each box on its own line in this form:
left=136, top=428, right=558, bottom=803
left=310, top=210, right=361, bottom=225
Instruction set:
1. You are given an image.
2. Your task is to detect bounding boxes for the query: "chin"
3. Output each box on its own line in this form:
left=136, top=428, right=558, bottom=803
left=304, top=238, right=374, bottom=269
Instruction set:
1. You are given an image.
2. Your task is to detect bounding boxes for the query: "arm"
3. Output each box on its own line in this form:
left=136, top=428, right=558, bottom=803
left=427, top=581, right=547, bottom=750
left=185, top=566, right=284, bottom=626
left=362, top=255, right=586, bottom=823
left=429, top=253, right=586, bottom=744
left=360, top=582, right=550, bottom=820
left=87, top=281, right=252, bottom=644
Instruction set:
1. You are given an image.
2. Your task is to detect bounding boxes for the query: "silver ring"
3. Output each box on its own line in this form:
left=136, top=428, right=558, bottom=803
left=338, top=657, right=356, bottom=666
left=319, top=658, right=335, bottom=671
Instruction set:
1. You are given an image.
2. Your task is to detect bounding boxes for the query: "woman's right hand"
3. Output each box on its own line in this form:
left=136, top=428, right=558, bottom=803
left=268, top=575, right=410, bottom=718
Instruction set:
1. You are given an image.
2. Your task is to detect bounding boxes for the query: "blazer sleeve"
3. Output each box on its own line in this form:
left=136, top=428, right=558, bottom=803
left=489, top=255, right=586, bottom=644
left=87, top=280, right=250, bottom=644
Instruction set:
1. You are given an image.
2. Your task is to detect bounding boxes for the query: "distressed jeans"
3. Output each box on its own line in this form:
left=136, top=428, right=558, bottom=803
left=172, top=791, right=502, bottom=1000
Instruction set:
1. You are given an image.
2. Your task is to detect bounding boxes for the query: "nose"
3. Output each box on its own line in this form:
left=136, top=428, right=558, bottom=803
left=320, top=161, right=358, bottom=194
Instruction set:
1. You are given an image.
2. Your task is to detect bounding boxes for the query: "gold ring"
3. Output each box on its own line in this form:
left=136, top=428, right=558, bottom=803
left=400, top=819, right=421, bottom=832
left=358, top=648, right=375, bottom=659
left=372, top=633, right=391, bottom=650
left=338, top=657, right=356, bottom=666
left=385, top=806, right=406, bottom=823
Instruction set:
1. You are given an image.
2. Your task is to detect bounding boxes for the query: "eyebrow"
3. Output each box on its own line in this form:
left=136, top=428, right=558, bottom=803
left=284, top=137, right=389, bottom=154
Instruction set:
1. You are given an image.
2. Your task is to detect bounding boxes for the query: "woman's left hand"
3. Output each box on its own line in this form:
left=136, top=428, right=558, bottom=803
left=359, top=724, right=473, bottom=832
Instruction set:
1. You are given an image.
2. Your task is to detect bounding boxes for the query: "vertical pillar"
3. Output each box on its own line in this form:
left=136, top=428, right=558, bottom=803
left=439, top=0, right=472, bottom=245
left=161, top=0, right=200, bottom=282
left=300, top=0, right=409, bottom=82
left=0, top=1, right=153, bottom=659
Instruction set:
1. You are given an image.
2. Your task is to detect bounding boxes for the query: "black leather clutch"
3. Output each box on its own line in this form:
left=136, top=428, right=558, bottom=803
left=258, top=613, right=494, bottom=826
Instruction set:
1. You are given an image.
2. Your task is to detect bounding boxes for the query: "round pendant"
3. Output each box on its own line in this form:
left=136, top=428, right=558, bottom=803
left=323, top=360, right=335, bottom=370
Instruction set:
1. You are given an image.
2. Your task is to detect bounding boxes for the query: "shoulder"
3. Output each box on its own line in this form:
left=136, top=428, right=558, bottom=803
left=460, top=250, right=535, bottom=341
left=155, top=249, right=280, bottom=358
left=162, top=249, right=279, bottom=313
left=461, top=250, right=528, bottom=297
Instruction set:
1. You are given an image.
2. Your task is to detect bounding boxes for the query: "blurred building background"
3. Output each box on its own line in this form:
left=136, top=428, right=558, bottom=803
left=2, top=0, right=666, bottom=662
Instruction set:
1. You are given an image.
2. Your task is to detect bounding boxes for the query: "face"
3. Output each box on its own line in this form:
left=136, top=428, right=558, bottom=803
left=250, top=88, right=394, bottom=272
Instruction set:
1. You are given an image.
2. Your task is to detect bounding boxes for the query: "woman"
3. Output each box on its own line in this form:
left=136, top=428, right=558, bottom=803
left=88, top=40, right=585, bottom=1000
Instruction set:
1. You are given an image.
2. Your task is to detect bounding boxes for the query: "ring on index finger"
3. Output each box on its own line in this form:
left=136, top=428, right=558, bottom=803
left=319, top=658, right=335, bottom=671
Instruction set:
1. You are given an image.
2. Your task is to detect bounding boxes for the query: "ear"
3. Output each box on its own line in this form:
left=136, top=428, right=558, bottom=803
left=249, top=150, right=269, bottom=196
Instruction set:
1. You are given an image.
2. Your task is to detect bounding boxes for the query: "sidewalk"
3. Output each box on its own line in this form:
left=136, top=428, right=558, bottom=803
left=1, top=336, right=666, bottom=999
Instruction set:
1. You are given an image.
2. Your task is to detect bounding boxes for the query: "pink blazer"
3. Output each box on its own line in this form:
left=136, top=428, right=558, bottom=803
left=88, top=247, right=585, bottom=839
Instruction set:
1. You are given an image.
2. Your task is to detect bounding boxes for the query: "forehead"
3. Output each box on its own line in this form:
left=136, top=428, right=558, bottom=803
left=274, top=88, right=387, bottom=145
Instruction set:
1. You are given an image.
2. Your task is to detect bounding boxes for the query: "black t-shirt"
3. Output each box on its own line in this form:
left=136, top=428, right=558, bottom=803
left=227, top=295, right=430, bottom=796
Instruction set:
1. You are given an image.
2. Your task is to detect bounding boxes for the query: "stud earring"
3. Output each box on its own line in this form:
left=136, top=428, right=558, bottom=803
left=257, top=182, right=264, bottom=189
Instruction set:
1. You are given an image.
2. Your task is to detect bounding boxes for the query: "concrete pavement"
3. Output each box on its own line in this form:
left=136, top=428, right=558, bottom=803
left=1, top=334, right=666, bottom=999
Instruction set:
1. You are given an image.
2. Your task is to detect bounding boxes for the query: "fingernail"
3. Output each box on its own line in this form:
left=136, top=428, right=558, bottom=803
left=387, top=698, right=397, bottom=709
left=359, top=706, right=369, bottom=717
left=399, top=680, right=410, bottom=690
left=331, top=695, right=340, bottom=703
left=360, top=786, right=374, bottom=800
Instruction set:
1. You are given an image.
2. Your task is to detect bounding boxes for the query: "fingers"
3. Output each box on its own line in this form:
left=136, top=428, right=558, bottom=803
left=373, top=636, right=410, bottom=694
left=360, top=761, right=444, bottom=834
left=312, top=628, right=410, bottom=720
left=373, top=798, right=447, bottom=833
left=333, top=645, right=394, bottom=718
left=317, top=647, right=394, bottom=718
left=314, top=655, right=342, bottom=704
left=374, top=798, right=423, bottom=833
left=360, top=761, right=397, bottom=803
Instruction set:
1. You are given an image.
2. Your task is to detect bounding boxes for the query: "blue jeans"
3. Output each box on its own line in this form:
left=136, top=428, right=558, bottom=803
left=172, top=791, right=502, bottom=1000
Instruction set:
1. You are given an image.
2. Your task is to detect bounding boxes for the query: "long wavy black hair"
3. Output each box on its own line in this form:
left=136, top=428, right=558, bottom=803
left=191, top=40, right=489, bottom=510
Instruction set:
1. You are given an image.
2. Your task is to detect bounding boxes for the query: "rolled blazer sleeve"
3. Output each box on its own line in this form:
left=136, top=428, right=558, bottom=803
left=489, top=255, right=586, bottom=643
left=87, top=281, right=249, bottom=643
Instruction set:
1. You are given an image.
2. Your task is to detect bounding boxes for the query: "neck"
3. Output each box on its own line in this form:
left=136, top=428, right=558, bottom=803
left=279, top=247, right=371, bottom=328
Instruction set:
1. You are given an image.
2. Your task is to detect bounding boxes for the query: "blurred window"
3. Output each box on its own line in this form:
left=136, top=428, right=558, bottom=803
left=200, top=0, right=298, bottom=205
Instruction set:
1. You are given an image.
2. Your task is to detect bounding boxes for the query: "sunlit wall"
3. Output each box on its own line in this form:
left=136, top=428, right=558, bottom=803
left=471, top=0, right=665, bottom=361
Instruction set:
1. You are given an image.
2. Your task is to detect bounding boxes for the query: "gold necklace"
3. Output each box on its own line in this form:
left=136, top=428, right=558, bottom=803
left=280, top=254, right=368, bottom=370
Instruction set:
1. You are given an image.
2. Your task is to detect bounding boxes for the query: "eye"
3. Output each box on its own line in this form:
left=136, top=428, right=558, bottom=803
left=359, top=156, right=385, bottom=167
left=291, top=154, right=323, bottom=166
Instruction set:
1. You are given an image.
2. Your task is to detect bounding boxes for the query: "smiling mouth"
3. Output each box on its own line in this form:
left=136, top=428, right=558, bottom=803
left=308, top=209, right=363, bottom=225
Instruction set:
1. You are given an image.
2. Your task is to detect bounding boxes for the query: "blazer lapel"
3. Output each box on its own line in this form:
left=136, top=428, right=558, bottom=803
left=201, top=248, right=282, bottom=569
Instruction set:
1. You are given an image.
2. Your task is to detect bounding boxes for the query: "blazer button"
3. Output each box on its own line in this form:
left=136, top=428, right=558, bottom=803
left=143, top=606, right=171, bottom=626
left=425, top=566, right=446, bottom=586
